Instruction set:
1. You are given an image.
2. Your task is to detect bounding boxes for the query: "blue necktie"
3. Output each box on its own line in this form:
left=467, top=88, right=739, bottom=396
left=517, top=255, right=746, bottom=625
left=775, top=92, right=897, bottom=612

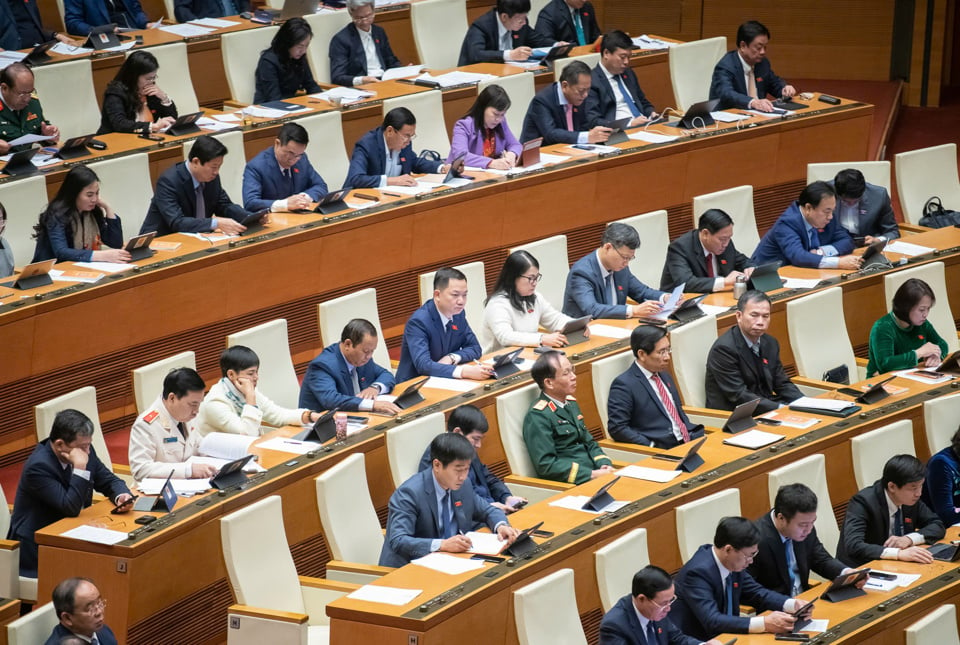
left=440, top=491, right=457, bottom=538
left=614, top=74, right=641, bottom=118
left=808, top=227, right=820, bottom=249
left=605, top=273, right=616, bottom=305
left=572, top=10, right=586, bottom=46
left=724, top=575, right=734, bottom=615
left=645, top=620, right=658, bottom=645
left=893, top=508, right=903, bottom=536
left=785, top=538, right=801, bottom=596
left=219, top=0, right=238, bottom=17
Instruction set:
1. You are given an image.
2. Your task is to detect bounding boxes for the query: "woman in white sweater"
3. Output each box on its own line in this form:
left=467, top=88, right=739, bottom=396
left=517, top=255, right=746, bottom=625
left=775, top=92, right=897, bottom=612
left=482, top=250, right=578, bottom=352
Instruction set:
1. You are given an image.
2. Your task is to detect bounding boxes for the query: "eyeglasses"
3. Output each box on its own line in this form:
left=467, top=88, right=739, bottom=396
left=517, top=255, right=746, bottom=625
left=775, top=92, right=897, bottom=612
left=613, top=247, right=635, bottom=262
left=649, top=595, right=678, bottom=611
left=77, top=599, right=107, bottom=615
left=520, top=273, right=542, bottom=284
left=351, top=12, right=375, bottom=22
left=655, top=347, right=672, bottom=357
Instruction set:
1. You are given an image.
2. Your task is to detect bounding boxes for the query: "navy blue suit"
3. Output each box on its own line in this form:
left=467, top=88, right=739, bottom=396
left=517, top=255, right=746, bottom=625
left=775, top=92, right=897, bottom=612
left=660, top=229, right=752, bottom=292
left=65, top=0, right=148, bottom=34
left=379, top=469, right=507, bottom=567
left=520, top=83, right=588, bottom=145
left=534, top=0, right=600, bottom=46
left=140, top=162, right=248, bottom=236
left=174, top=0, right=250, bottom=22
left=329, top=23, right=401, bottom=87
left=829, top=182, right=899, bottom=243
left=9, top=440, right=130, bottom=578
left=345, top=126, right=441, bottom=189
left=563, top=251, right=665, bottom=319
left=672, top=544, right=790, bottom=641
left=748, top=511, right=847, bottom=596
left=458, top=8, right=552, bottom=66
left=395, top=300, right=482, bottom=383
left=418, top=445, right=511, bottom=506
left=585, top=64, right=653, bottom=127
left=607, top=363, right=702, bottom=449
left=7, top=0, right=48, bottom=49
left=299, top=343, right=395, bottom=412
left=46, top=623, right=118, bottom=645
left=709, top=50, right=788, bottom=110
left=752, top=201, right=855, bottom=269
left=599, top=595, right=700, bottom=645
left=241, top=146, right=328, bottom=211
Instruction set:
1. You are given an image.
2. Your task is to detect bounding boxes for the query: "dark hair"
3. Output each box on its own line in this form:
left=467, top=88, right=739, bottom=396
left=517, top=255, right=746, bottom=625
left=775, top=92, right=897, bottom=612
left=59, top=636, right=87, bottom=645
left=488, top=250, right=539, bottom=313
left=162, top=367, right=206, bottom=399
left=736, top=20, right=770, bottom=48
left=882, top=454, right=925, bottom=488
left=773, top=483, right=818, bottom=520
left=269, top=16, right=313, bottom=64
left=952, top=425, right=960, bottom=458
left=106, top=50, right=159, bottom=118
left=559, top=60, right=591, bottom=86
left=188, top=135, right=228, bottom=165
left=277, top=121, right=309, bottom=146
left=383, top=106, right=416, bottom=131
left=464, top=84, right=511, bottom=135
left=433, top=267, right=467, bottom=291
left=52, top=577, right=96, bottom=618
left=0, top=200, right=6, bottom=224
left=631, top=565, right=673, bottom=599
left=833, top=169, right=867, bottom=200
left=698, top=208, right=734, bottom=234
left=531, top=350, right=563, bottom=389
left=797, top=181, right=836, bottom=210
left=602, top=222, right=641, bottom=250
left=600, top=30, right=634, bottom=56
left=429, top=431, right=475, bottom=466
left=0, top=62, right=31, bottom=88
left=496, top=0, right=530, bottom=17
left=891, top=278, right=936, bottom=323
left=33, top=165, right=103, bottom=243
left=219, top=345, right=260, bottom=377
left=49, top=409, right=94, bottom=444
left=447, top=404, right=489, bottom=434
left=736, top=289, right=771, bottom=311
left=341, top=318, right=377, bottom=345
left=714, top=516, right=760, bottom=550
left=630, top=324, right=667, bottom=357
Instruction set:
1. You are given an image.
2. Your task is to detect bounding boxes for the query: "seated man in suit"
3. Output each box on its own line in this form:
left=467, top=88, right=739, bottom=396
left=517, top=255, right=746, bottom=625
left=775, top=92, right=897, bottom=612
left=832, top=168, right=900, bottom=246
left=750, top=483, right=857, bottom=596
left=709, top=20, right=796, bottom=112
left=299, top=318, right=399, bottom=414
left=660, top=209, right=753, bottom=292
left=175, top=0, right=251, bottom=22
left=418, top=404, right=526, bottom=513
left=141, top=135, right=260, bottom=236
left=345, top=107, right=447, bottom=189
left=330, top=0, right=401, bottom=86
left=672, top=517, right=805, bottom=640
left=705, top=290, right=802, bottom=414
left=752, top=181, right=862, bottom=270
left=0, top=63, right=60, bottom=155
left=607, top=325, right=703, bottom=449
left=458, top=0, right=554, bottom=66
left=242, top=122, right=328, bottom=212
left=520, top=60, right=612, bottom=145
left=46, top=578, right=117, bottom=645
left=600, top=565, right=724, bottom=645
left=396, top=267, right=493, bottom=382
left=9, top=0, right=79, bottom=49
left=838, top=454, right=945, bottom=567
left=534, top=0, right=600, bottom=46
left=586, top=30, right=656, bottom=129
left=9, top=410, right=133, bottom=578
left=379, top=432, right=519, bottom=567
left=523, top=350, right=613, bottom=483
left=563, top=222, right=668, bottom=319
left=65, top=0, right=149, bottom=34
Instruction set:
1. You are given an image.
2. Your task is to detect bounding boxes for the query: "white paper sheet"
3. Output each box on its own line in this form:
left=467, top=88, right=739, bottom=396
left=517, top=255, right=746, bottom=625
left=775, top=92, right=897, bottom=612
left=380, top=65, right=425, bottom=80
left=744, top=109, right=792, bottom=118
left=243, top=105, right=310, bottom=119
left=632, top=35, right=674, bottom=49
left=199, top=433, right=255, bottom=460
left=504, top=60, right=544, bottom=69
left=160, top=24, right=215, bottom=37
left=587, top=324, right=632, bottom=339
left=72, top=261, right=136, bottom=273
left=375, top=182, right=434, bottom=196
left=789, top=397, right=855, bottom=412
left=213, top=113, right=243, bottom=122
left=424, top=377, right=481, bottom=392
left=137, top=478, right=212, bottom=495
left=709, top=111, right=750, bottom=122
left=60, top=525, right=128, bottom=545
left=416, top=71, right=498, bottom=87
left=617, top=465, right=683, bottom=483
left=885, top=240, right=935, bottom=256
left=548, top=496, right=629, bottom=514
left=7, top=133, right=55, bottom=147
left=722, top=429, right=785, bottom=449
left=566, top=143, right=619, bottom=154
left=50, top=42, right=92, bottom=55
left=626, top=131, right=679, bottom=144
left=699, top=304, right=733, bottom=316
left=781, top=277, right=821, bottom=289
left=189, top=17, right=240, bottom=28
left=347, top=585, right=422, bottom=606
left=464, top=531, right=508, bottom=555
left=411, top=552, right=484, bottom=574
left=760, top=411, right=819, bottom=429
left=310, top=87, right=376, bottom=104
left=181, top=232, right=236, bottom=242
left=799, top=619, right=829, bottom=633
left=257, top=436, right=323, bottom=454
left=196, top=117, right=239, bottom=131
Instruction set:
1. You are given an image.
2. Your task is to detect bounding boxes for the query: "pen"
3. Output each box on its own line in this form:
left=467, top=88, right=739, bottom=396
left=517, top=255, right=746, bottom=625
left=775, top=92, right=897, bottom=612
left=381, top=191, right=403, bottom=197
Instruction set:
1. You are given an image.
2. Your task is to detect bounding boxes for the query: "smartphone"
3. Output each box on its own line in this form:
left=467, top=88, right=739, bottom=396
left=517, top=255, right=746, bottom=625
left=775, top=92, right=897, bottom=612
left=774, top=635, right=809, bottom=642
left=571, top=144, right=595, bottom=151
left=868, top=571, right=897, bottom=581
left=346, top=415, right=367, bottom=423
left=511, top=499, right=529, bottom=510
left=139, top=133, right=164, bottom=141
left=755, top=417, right=782, bottom=426
left=470, top=554, right=504, bottom=563
left=135, top=35, right=144, bottom=45
left=531, top=529, right=554, bottom=538
left=134, top=515, right=156, bottom=525
left=837, top=387, right=863, bottom=398
left=110, top=495, right=138, bottom=514
left=912, top=370, right=944, bottom=380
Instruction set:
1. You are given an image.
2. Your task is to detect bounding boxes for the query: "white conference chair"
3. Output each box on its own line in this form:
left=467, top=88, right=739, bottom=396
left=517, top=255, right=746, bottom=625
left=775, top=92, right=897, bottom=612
left=410, top=0, right=468, bottom=69
left=226, top=319, right=300, bottom=410
left=668, top=37, right=727, bottom=112
left=895, top=143, right=960, bottom=226
left=513, top=568, right=587, bottom=645
left=509, top=235, right=568, bottom=313
left=317, top=288, right=391, bottom=371
left=418, top=262, right=487, bottom=343
left=530, top=0, right=551, bottom=26
left=182, top=130, right=246, bottom=205
left=221, top=26, right=279, bottom=104
left=0, top=175, right=49, bottom=267
left=851, top=420, right=916, bottom=490
left=767, top=454, right=841, bottom=558
left=883, top=261, right=959, bottom=354
left=6, top=602, right=56, bottom=645
left=89, top=152, right=154, bottom=239
left=382, top=91, right=449, bottom=159
left=33, top=59, right=100, bottom=140
left=669, top=313, right=718, bottom=410
left=591, top=351, right=634, bottom=437
left=923, top=394, right=960, bottom=454
left=806, top=161, right=891, bottom=192
left=676, top=488, right=741, bottom=563
left=787, top=287, right=866, bottom=383
left=163, top=0, right=176, bottom=21
left=595, top=528, right=649, bottom=612
left=612, top=210, right=669, bottom=289
left=692, top=185, right=760, bottom=256
left=0, top=483, right=30, bottom=602
left=304, top=11, right=352, bottom=85
left=132, top=351, right=198, bottom=414
left=138, top=42, right=199, bottom=113
left=554, top=53, right=600, bottom=79
left=297, top=110, right=351, bottom=191
left=385, top=412, right=446, bottom=489
left=905, top=604, right=960, bottom=645
left=478, top=73, right=536, bottom=140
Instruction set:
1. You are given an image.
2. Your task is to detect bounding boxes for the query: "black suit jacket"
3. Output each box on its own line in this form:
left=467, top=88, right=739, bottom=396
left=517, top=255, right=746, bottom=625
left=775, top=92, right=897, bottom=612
left=174, top=0, right=250, bottom=22
left=458, top=8, right=552, bottom=66
left=329, top=23, right=401, bottom=87
left=748, top=512, right=846, bottom=595
left=585, top=64, right=653, bottom=127
left=46, top=623, right=118, bottom=645
left=660, top=229, right=752, bottom=292
left=837, top=481, right=945, bottom=567
left=599, top=595, right=700, bottom=645
left=606, top=363, right=702, bottom=449
left=140, top=162, right=248, bottom=236
left=8, top=0, right=50, bottom=47
left=704, top=326, right=803, bottom=414
left=709, top=50, right=787, bottom=110
left=533, top=0, right=600, bottom=45
left=520, top=83, right=588, bottom=145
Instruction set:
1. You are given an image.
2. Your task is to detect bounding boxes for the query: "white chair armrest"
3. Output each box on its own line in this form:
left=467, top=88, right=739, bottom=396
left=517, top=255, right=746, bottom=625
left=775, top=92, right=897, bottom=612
left=227, top=604, right=308, bottom=645
left=325, top=561, right=392, bottom=585
left=299, top=577, right=358, bottom=626
left=0, top=540, right=19, bottom=600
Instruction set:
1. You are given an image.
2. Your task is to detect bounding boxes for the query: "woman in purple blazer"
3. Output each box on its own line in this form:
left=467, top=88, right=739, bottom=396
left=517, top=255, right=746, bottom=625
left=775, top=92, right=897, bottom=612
left=448, top=85, right=523, bottom=170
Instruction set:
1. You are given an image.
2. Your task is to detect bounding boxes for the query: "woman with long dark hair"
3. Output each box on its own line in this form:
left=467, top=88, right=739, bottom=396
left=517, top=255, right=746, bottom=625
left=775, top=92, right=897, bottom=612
left=98, top=50, right=178, bottom=135
left=448, top=84, right=522, bottom=170
left=253, top=17, right=321, bottom=103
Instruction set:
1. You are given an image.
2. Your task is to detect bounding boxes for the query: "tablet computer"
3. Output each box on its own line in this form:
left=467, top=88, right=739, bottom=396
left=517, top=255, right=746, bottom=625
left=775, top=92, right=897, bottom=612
left=23, top=40, right=57, bottom=67
left=293, top=407, right=339, bottom=442
left=582, top=475, right=621, bottom=511
left=238, top=208, right=270, bottom=235
left=748, top=261, right=784, bottom=292
left=166, top=111, right=204, bottom=137
left=394, top=376, right=430, bottom=409
left=675, top=436, right=708, bottom=473
left=722, top=398, right=760, bottom=433
left=2, top=147, right=39, bottom=176
left=314, top=189, right=349, bottom=215
left=503, top=521, right=545, bottom=557
left=56, top=134, right=96, bottom=160
left=3, top=258, right=55, bottom=290
left=519, top=137, right=542, bottom=167
left=209, top=454, right=255, bottom=490
left=856, top=375, right=896, bottom=404
left=124, top=231, right=156, bottom=261
left=492, top=348, right=523, bottom=378
left=561, top=315, right=591, bottom=346
left=598, top=116, right=632, bottom=144
left=820, top=568, right=869, bottom=602
left=675, top=98, right=719, bottom=129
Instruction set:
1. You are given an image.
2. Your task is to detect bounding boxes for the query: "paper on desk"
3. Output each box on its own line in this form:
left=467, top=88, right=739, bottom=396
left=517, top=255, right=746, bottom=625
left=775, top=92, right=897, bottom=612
left=375, top=0, right=408, bottom=6
left=618, top=465, right=682, bottom=483
left=189, top=17, right=240, bottom=28
left=49, top=269, right=103, bottom=283
left=699, top=304, right=733, bottom=316
left=424, top=377, right=481, bottom=393
left=789, top=397, right=855, bottom=412
left=160, top=23, right=215, bottom=37
left=412, top=552, right=485, bottom=574
left=744, top=109, right=792, bottom=118
left=7, top=133, right=55, bottom=147
left=200, top=433, right=255, bottom=460
left=0, top=51, right=26, bottom=64
left=781, top=277, right=822, bottom=289
left=799, top=619, right=829, bottom=633
left=375, top=182, right=433, bottom=195
left=190, top=455, right=265, bottom=473
left=761, top=410, right=819, bottom=429
left=60, top=525, right=128, bottom=545
left=567, top=143, right=619, bottom=154
left=196, top=117, right=239, bottom=132
left=347, top=585, right=422, bottom=606
left=416, top=71, right=498, bottom=87
left=465, top=531, right=507, bottom=555
left=311, top=87, right=376, bottom=104
left=894, top=369, right=953, bottom=384
left=588, top=324, right=632, bottom=339
left=380, top=65, right=425, bottom=80
left=722, top=429, right=785, bottom=449
left=50, top=42, right=92, bottom=55
left=864, top=576, right=898, bottom=591
left=504, top=60, right=544, bottom=69
left=626, top=130, right=679, bottom=144
left=243, top=105, right=310, bottom=119
left=864, top=571, right=920, bottom=590
left=73, top=261, right=136, bottom=274
left=181, top=232, right=236, bottom=243
left=138, top=478, right=212, bottom=495
left=632, top=35, right=674, bottom=49
left=549, top=496, right=629, bottom=514
left=710, top=111, right=750, bottom=122
left=885, top=240, right=935, bottom=256
left=419, top=175, right=473, bottom=188
left=213, top=112, right=243, bottom=122
left=257, top=436, right=322, bottom=455
left=645, top=284, right=684, bottom=322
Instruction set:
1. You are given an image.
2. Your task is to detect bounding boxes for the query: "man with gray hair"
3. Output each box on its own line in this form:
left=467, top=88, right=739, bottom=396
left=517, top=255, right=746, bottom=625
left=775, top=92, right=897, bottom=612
left=46, top=577, right=118, bottom=645
left=329, top=0, right=402, bottom=87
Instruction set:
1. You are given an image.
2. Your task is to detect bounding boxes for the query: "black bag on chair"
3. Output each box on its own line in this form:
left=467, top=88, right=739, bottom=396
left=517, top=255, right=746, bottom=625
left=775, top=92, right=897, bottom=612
left=919, top=196, right=960, bottom=228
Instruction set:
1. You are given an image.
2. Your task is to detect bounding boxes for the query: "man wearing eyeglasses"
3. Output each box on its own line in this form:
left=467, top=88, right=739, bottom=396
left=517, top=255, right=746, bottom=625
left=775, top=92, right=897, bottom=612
left=46, top=577, right=118, bottom=645
left=521, top=60, right=611, bottom=146
left=346, top=107, right=447, bottom=189
left=241, top=122, right=328, bottom=212
left=330, top=0, right=401, bottom=87
left=0, top=62, right=59, bottom=154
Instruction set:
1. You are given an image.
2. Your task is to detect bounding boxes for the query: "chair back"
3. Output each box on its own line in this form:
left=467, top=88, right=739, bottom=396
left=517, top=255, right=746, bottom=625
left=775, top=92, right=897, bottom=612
left=315, top=453, right=383, bottom=565
left=7, top=602, right=57, bottom=645
left=382, top=91, right=449, bottom=159
left=182, top=130, right=246, bottom=204
left=513, top=568, right=587, bottom=645
left=221, top=27, right=279, bottom=103
left=905, top=604, right=960, bottom=645
left=883, top=261, right=958, bottom=354
left=676, top=488, right=741, bottom=562
left=35, top=386, right=115, bottom=473
left=297, top=110, right=351, bottom=190
left=139, top=42, right=199, bottom=113
left=226, top=319, right=300, bottom=409
left=670, top=314, right=718, bottom=407
left=767, top=454, right=840, bottom=555
left=612, top=210, right=669, bottom=289
left=0, top=175, right=49, bottom=267
left=89, top=152, right=154, bottom=238
left=478, top=73, right=536, bottom=140
left=304, top=11, right=352, bottom=85
left=34, top=59, right=100, bottom=140
left=668, top=37, right=727, bottom=111
left=595, top=528, right=649, bottom=612
left=132, top=351, right=197, bottom=414
left=923, top=394, right=960, bottom=454
left=385, top=413, right=446, bottom=489
left=317, top=288, right=391, bottom=371
left=509, top=235, right=568, bottom=311
left=692, top=185, right=760, bottom=256
left=410, top=0, right=468, bottom=69
left=495, top=383, right=542, bottom=477
left=553, top=53, right=599, bottom=78
left=419, top=261, right=487, bottom=340
left=591, top=351, right=635, bottom=437
left=895, top=143, right=960, bottom=225
left=787, top=287, right=862, bottom=382
left=851, top=420, right=916, bottom=489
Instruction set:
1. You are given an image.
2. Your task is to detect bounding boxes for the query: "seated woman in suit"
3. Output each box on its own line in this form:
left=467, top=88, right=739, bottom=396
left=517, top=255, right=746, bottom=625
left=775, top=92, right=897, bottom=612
left=481, top=250, right=580, bottom=352
left=866, top=277, right=949, bottom=376
left=32, top=165, right=130, bottom=264
left=448, top=85, right=522, bottom=171
left=97, top=50, right=178, bottom=136
left=253, top=17, right=321, bottom=104
left=923, top=426, right=960, bottom=525
left=0, top=202, right=13, bottom=278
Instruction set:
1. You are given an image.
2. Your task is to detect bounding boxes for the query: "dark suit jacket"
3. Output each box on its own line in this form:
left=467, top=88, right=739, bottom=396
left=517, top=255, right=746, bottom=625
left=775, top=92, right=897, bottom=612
left=837, top=480, right=945, bottom=567
left=9, top=441, right=130, bottom=577
left=830, top=182, right=900, bottom=242
left=520, top=83, right=588, bottom=145
left=174, top=0, right=250, bottom=22
left=562, top=251, right=664, bottom=319
left=672, top=544, right=789, bottom=641
left=748, top=511, right=846, bottom=595
left=65, top=0, right=148, bottom=34
left=46, top=623, right=118, bottom=645
left=395, top=300, right=483, bottom=382
left=140, top=162, right=248, bottom=236
left=8, top=0, right=49, bottom=49
left=585, top=64, right=653, bottom=127
left=418, top=445, right=511, bottom=506
left=607, top=363, right=702, bottom=448
left=379, top=468, right=507, bottom=567
left=298, top=342, right=396, bottom=412
left=709, top=50, right=787, bottom=110
left=241, top=146, right=328, bottom=211
left=752, top=201, right=855, bottom=269
left=533, top=0, right=600, bottom=45
left=599, top=595, right=700, bottom=645
left=660, top=229, right=752, bottom=292
left=97, top=83, right=178, bottom=135
left=458, top=8, right=552, bottom=66
left=704, top=326, right=802, bottom=414
left=329, top=23, right=401, bottom=87
left=345, top=126, right=440, bottom=189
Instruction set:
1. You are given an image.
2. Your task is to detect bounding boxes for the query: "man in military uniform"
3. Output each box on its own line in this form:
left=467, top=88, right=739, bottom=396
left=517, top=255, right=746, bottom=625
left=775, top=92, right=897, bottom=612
left=522, top=350, right=613, bottom=484
left=0, top=62, right=59, bottom=154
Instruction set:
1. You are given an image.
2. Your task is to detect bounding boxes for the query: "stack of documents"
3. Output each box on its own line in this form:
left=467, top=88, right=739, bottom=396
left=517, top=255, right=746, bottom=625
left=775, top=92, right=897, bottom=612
left=311, top=87, right=376, bottom=104
left=627, top=131, right=679, bottom=144
left=381, top=65, right=425, bottom=80
left=632, top=35, right=674, bottom=49
left=160, top=23, right=215, bottom=37
left=188, top=17, right=239, bottom=28
left=415, top=71, right=498, bottom=87
left=347, top=585, right=422, bottom=605
left=465, top=532, right=508, bottom=556
left=61, top=525, right=128, bottom=545
left=617, top=465, right=682, bottom=483
left=885, top=240, right=934, bottom=256
left=722, top=429, right=785, bottom=449
left=710, top=111, right=750, bottom=123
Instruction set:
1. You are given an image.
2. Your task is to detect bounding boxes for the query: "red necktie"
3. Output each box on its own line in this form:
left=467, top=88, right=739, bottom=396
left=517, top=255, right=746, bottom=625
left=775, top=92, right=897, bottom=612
left=652, top=373, right=690, bottom=442
left=564, top=104, right=574, bottom=131
left=706, top=253, right=715, bottom=278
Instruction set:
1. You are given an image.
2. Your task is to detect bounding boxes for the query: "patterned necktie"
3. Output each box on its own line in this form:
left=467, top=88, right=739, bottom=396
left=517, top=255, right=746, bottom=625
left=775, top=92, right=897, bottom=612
left=195, top=184, right=206, bottom=219
left=564, top=103, right=574, bottom=131
left=652, top=373, right=690, bottom=442
left=572, top=10, right=586, bottom=46
left=785, top=538, right=801, bottom=596
left=892, top=508, right=904, bottom=536
left=705, top=253, right=715, bottom=277
left=614, top=74, right=641, bottom=117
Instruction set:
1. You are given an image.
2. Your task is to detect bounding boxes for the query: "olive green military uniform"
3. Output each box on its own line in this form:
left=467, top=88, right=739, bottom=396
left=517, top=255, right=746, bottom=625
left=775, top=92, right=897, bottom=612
left=522, top=392, right=611, bottom=484
left=0, top=96, right=48, bottom=152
